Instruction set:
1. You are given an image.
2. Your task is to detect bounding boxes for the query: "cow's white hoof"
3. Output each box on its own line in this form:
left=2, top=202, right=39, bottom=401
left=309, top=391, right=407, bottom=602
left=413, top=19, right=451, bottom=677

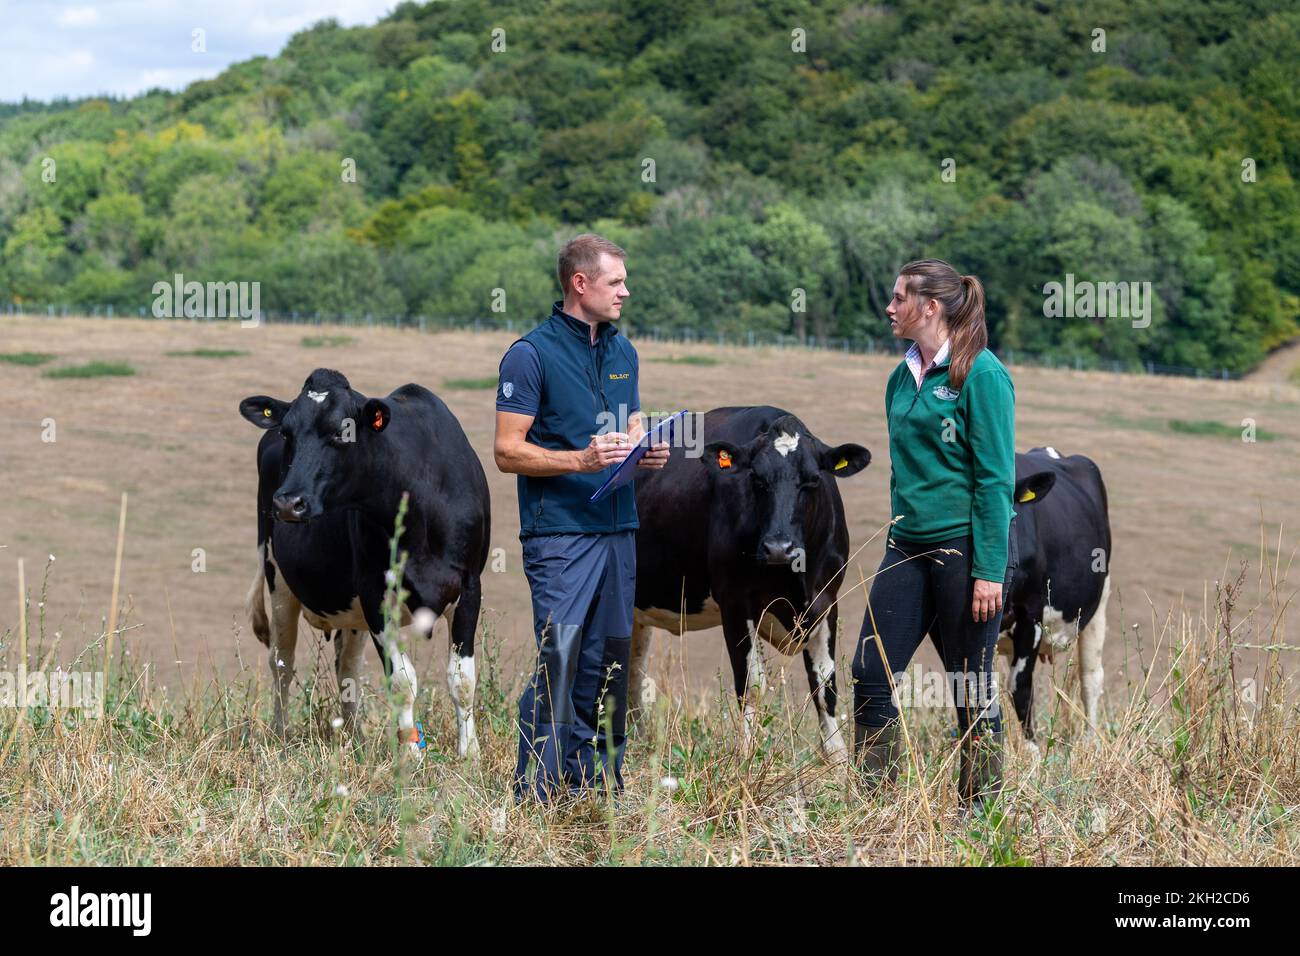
left=460, top=735, right=481, bottom=760
left=1023, top=738, right=1042, bottom=763
left=823, top=738, right=850, bottom=767
left=397, top=723, right=425, bottom=760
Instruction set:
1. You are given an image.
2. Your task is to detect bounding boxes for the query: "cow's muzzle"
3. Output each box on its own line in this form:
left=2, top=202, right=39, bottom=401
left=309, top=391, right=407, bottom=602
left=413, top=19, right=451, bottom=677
left=760, top=538, right=798, bottom=565
left=273, top=493, right=311, bottom=522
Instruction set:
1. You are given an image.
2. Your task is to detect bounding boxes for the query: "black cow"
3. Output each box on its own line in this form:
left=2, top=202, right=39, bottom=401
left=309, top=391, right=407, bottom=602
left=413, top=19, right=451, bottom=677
left=944, top=446, right=1111, bottom=750
left=631, top=407, right=871, bottom=759
left=239, top=368, right=490, bottom=756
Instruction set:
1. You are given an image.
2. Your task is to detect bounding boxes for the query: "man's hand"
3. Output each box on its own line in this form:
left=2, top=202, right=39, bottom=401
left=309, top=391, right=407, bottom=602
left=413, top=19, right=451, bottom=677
left=578, top=432, right=631, bottom=472
left=972, top=578, right=1003, bottom=623
left=638, top=441, right=670, bottom=470
left=626, top=410, right=668, bottom=470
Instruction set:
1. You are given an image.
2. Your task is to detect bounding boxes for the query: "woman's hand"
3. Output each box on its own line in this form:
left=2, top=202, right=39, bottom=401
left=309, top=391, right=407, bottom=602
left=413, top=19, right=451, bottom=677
left=972, top=578, right=1003, bottom=623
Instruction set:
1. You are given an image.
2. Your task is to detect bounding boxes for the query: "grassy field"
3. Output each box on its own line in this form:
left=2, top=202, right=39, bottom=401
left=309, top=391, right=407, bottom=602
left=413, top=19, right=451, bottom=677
left=1, top=315, right=1298, bottom=864
left=1, top=549, right=1294, bottom=865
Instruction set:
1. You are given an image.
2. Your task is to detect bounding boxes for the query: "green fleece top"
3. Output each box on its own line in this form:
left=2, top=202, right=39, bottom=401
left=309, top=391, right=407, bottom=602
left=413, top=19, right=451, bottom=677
left=885, top=346, right=1016, bottom=581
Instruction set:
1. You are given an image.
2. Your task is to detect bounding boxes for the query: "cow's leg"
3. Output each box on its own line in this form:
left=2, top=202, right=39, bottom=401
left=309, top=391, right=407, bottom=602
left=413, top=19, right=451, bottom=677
left=446, top=573, right=482, bottom=759
left=1007, top=607, right=1042, bottom=754
left=628, top=620, right=656, bottom=724
left=801, top=611, right=847, bottom=763
left=746, top=621, right=769, bottom=695
left=1077, top=576, right=1109, bottom=739
left=372, top=632, right=421, bottom=756
left=722, top=608, right=766, bottom=749
left=334, top=629, right=367, bottom=732
left=246, top=542, right=270, bottom=647
left=356, top=575, right=421, bottom=755
left=267, top=567, right=301, bottom=739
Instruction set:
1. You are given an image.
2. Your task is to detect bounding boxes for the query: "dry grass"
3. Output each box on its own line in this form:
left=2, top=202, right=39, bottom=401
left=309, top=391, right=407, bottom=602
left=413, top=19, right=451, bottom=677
left=1, top=530, right=1295, bottom=866
left=1, top=315, right=1298, bottom=865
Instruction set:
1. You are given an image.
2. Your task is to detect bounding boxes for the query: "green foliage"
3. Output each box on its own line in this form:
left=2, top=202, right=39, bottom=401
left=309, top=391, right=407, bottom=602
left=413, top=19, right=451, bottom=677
left=0, top=351, right=55, bottom=365
left=443, top=376, right=498, bottom=389
left=165, top=348, right=250, bottom=358
left=1168, top=419, right=1280, bottom=441
left=648, top=355, right=719, bottom=366
left=43, top=360, right=135, bottom=379
left=1, top=0, right=1297, bottom=373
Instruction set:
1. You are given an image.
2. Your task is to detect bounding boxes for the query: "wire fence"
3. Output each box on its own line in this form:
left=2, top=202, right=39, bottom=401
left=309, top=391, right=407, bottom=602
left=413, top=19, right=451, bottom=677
left=4, top=300, right=1241, bottom=381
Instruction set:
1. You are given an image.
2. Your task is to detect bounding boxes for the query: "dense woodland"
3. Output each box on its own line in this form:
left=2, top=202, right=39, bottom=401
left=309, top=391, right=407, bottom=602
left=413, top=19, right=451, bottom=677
left=2, top=1, right=1297, bottom=373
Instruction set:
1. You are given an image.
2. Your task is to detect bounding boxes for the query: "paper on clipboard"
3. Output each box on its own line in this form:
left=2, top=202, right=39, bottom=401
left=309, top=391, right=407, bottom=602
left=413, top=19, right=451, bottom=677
left=588, top=410, right=688, bottom=503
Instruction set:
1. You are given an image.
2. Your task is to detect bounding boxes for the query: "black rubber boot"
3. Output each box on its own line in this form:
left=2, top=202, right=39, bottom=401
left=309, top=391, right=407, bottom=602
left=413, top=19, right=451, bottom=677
left=958, top=728, right=1005, bottom=812
left=853, top=721, right=901, bottom=788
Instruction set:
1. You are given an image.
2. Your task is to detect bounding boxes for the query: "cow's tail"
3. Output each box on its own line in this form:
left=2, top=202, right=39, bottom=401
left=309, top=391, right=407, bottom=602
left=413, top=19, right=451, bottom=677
left=246, top=543, right=271, bottom=647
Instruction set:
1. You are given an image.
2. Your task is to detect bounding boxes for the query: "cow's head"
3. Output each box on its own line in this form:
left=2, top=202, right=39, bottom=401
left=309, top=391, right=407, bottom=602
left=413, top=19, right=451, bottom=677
left=702, top=415, right=870, bottom=566
left=239, top=369, right=391, bottom=522
left=1002, top=468, right=1058, bottom=612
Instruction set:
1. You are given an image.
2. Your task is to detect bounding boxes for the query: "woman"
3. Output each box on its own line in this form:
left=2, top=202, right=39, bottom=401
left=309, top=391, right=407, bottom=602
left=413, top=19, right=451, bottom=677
left=852, top=258, right=1016, bottom=811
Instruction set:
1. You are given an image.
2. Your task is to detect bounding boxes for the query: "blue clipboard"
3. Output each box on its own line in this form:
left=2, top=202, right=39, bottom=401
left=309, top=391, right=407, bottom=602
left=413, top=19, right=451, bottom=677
left=589, top=410, right=688, bottom=503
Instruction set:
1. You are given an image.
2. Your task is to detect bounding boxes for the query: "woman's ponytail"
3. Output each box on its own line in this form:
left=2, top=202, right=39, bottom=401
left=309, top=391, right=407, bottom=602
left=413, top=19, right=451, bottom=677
left=947, top=275, right=987, bottom=390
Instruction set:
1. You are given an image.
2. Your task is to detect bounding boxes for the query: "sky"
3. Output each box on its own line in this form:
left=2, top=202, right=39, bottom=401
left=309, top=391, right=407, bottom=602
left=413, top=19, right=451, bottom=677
left=0, top=0, right=399, bottom=103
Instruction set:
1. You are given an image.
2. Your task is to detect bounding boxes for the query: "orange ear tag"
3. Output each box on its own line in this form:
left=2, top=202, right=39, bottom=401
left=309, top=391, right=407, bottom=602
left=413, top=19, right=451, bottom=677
left=718, top=450, right=732, bottom=469
left=373, top=410, right=384, bottom=429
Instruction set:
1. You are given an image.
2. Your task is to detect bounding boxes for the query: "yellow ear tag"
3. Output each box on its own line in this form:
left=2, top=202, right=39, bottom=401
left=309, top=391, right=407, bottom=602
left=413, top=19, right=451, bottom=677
left=718, top=450, right=732, bottom=469
left=834, top=457, right=848, bottom=470
left=263, top=407, right=272, bottom=418
left=1018, top=489, right=1036, bottom=503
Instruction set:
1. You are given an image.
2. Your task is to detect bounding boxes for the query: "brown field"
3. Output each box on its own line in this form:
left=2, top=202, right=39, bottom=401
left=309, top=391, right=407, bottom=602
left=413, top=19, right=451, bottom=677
left=3, top=314, right=1298, bottom=719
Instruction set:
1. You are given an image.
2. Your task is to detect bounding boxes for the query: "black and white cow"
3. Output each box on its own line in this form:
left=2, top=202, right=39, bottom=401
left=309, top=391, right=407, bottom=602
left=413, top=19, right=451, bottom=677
left=631, top=406, right=871, bottom=760
left=978, top=446, right=1111, bottom=751
left=240, top=368, right=490, bottom=756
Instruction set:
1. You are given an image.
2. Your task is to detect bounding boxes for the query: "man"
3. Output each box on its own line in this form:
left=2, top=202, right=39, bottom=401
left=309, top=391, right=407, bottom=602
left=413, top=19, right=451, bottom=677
left=495, top=233, right=669, bottom=802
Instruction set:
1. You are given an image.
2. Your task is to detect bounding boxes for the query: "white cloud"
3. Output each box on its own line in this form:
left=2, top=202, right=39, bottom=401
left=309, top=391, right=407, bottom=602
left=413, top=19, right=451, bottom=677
left=0, top=0, right=398, bottom=102
left=65, top=49, right=97, bottom=71
left=55, top=6, right=101, bottom=28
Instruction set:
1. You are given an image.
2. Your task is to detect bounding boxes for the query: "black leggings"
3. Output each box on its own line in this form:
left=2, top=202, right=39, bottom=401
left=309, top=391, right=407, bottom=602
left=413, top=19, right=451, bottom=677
left=852, top=534, right=1007, bottom=734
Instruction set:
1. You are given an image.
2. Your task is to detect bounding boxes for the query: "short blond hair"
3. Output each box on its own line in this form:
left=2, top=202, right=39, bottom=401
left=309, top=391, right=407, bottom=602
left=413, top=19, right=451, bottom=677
left=557, top=234, right=626, bottom=295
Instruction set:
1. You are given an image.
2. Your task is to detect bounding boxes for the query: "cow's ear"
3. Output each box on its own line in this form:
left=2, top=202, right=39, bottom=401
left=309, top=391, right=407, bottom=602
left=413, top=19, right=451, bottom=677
left=362, top=398, right=391, bottom=433
left=702, top=441, right=747, bottom=473
left=1014, top=471, right=1055, bottom=504
left=819, top=442, right=871, bottom=478
left=240, top=396, right=288, bottom=429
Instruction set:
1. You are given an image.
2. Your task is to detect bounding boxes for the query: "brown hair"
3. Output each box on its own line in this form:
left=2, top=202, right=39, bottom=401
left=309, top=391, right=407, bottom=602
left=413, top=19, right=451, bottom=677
left=899, top=258, right=987, bottom=390
left=557, top=233, right=626, bottom=295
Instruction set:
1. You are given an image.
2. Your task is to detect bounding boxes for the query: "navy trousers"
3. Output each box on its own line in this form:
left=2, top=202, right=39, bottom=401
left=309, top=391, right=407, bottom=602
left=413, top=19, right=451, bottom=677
left=514, top=530, right=635, bottom=801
